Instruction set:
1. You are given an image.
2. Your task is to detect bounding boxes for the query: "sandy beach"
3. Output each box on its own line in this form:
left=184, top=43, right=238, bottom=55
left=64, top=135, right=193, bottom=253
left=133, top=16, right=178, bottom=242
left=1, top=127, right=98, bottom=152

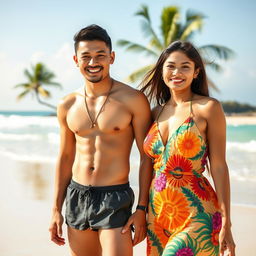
left=0, top=155, right=255, bottom=256
left=226, top=114, right=256, bottom=125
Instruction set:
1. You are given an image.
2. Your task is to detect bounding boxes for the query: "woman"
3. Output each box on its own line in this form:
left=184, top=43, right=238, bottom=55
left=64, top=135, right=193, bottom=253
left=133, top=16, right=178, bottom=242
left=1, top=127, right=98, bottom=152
left=142, top=41, right=235, bottom=256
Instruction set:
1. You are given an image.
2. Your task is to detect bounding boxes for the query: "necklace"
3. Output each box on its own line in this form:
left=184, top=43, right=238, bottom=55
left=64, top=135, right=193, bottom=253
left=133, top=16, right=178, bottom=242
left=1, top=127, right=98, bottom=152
left=84, top=79, right=114, bottom=128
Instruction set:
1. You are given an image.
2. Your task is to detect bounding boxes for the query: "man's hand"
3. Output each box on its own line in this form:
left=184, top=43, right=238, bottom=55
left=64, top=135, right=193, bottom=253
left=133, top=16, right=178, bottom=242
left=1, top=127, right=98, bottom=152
left=49, top=211, right=65, bottom=246
left=121, top=210, right=147, bottom=246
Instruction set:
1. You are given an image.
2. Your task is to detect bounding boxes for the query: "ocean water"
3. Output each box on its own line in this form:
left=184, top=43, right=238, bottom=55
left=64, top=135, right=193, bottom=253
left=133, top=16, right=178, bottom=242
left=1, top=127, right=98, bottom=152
left=0, top=112, right=256, bottom=205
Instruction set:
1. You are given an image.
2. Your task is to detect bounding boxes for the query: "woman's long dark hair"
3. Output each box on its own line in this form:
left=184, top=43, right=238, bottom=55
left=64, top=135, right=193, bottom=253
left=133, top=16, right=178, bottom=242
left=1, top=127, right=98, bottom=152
left=140, top=41, right=209, bottom=105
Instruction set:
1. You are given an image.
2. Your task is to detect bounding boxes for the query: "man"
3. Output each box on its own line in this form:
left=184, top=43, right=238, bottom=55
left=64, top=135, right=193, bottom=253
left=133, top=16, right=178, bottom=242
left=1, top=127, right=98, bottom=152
left=49, top=24, right=152, bottom=256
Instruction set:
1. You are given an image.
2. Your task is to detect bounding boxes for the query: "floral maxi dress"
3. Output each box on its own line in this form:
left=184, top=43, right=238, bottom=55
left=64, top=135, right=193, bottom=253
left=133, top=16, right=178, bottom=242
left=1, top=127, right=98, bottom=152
left=143, top=105, right=221, bottom=256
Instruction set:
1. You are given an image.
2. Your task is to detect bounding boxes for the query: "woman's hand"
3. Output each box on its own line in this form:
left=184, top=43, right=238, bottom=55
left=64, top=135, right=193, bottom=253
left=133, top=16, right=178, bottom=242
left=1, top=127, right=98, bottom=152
left=219, top=226, right=236, bottom=256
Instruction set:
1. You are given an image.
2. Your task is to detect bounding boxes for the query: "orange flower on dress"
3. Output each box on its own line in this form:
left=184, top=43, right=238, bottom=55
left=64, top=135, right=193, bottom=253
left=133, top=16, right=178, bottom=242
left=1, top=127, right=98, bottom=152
left=153, top=218, right=171, bottom=247
left=191, top=176, right=211, bottom=201
left=165, top=154, right=193, bottom=187
left=144, top=122, right=159, bottom=158
left=154, top=188, right=190, bottom=232
left=177, top=131, right=201, bottom=158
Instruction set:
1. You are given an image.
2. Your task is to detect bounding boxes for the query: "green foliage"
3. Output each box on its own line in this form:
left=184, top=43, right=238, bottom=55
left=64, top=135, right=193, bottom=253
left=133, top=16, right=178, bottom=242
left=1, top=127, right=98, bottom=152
left=149, top=189, right=157, bottom=216
left=117, top=5, right=235, bottom=88
left=14, top=63, right=61, bottom=110
left=221, top=101, right=256, bottom=114
left=181, top=187, right=204, bottom=213
left=163, top=232, right=201, bottom=255
left=193, top=212, right=219, bottom=256
left=147, top=229, right=163, bottom=255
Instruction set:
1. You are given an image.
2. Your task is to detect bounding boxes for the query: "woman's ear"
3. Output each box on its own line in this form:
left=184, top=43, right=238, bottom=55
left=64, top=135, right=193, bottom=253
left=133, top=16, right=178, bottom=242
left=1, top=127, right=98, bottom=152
left=194, top=68, right=200, bottom=78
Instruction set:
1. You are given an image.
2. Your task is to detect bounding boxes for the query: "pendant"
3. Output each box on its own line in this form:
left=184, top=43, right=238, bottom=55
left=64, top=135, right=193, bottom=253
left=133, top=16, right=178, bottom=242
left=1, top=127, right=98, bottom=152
left=91, top=123, right=96, bottom=128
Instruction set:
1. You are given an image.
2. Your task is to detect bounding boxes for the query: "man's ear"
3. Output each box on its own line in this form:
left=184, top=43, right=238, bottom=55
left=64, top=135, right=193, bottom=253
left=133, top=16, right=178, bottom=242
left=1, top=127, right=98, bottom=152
left=73, top=55, right=79, bottom=66
left=110, top=51, right=115, bottom=64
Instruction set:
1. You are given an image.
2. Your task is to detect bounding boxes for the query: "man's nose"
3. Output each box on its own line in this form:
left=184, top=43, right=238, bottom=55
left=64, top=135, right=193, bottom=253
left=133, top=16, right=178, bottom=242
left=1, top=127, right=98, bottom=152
left=88, top=57, right=97, bottom=65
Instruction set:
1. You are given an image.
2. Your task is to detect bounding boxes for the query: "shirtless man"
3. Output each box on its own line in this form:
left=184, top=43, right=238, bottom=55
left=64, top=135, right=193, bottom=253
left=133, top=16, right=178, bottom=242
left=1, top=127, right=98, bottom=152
left=49, top=24, right=152, bottom=256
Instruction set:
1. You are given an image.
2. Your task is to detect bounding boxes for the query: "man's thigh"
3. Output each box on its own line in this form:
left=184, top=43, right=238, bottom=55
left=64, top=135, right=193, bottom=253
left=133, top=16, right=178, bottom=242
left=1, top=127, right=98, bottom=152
left=99, top=227, right=133, bottom=256
left=67, top=226, right=102, bottom=256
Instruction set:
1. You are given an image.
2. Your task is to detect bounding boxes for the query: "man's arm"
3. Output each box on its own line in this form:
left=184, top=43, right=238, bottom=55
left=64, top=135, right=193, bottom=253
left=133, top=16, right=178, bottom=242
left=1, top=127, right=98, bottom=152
left=122, top=90, right=153, bottom=246
left=49, top=98, right=76, bottom=245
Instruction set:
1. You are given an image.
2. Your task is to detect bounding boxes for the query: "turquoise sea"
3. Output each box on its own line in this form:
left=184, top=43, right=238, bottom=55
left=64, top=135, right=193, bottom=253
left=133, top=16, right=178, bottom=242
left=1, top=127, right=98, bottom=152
left=0, top=111, right=256, bottom=206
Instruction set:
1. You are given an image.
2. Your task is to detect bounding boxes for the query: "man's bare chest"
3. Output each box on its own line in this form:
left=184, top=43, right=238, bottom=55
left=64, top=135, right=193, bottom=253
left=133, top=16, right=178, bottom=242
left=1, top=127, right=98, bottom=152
left=67, top=100, right=132, bottom=136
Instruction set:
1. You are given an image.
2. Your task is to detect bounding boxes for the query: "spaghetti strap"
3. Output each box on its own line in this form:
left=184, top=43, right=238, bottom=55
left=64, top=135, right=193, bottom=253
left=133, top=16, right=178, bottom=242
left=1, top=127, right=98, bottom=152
left=155, top=103, right=167, bottom=122
left=189, top=99, right=194, bottom=117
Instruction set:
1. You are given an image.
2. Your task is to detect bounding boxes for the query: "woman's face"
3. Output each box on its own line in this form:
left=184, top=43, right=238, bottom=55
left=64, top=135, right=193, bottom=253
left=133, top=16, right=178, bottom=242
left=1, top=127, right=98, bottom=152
left=162, top=50, right=199, bottom=92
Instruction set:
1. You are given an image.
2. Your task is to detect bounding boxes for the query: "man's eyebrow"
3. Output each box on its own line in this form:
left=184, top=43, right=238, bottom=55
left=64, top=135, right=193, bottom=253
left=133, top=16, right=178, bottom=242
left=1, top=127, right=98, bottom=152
left=80, top=50, right=107, bottom=55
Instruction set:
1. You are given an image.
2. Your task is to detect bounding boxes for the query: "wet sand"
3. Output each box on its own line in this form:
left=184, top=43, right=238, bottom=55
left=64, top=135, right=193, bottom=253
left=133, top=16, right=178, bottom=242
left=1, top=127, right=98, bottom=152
left=0, top=156, right=255, bottom=255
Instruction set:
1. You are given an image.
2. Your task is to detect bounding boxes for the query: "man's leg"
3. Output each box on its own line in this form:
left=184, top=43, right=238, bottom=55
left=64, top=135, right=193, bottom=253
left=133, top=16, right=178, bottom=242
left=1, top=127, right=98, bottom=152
left=68, top=226, right=102, bottom=256
left=99, top=227, right=133, bottom=256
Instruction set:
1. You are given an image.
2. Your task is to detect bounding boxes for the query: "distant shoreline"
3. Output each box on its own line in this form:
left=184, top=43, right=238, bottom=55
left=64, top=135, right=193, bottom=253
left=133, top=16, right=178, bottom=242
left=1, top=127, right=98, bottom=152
left=225, top=115, right=256, bottom=125
left=1, top=110, right=256, bottom=125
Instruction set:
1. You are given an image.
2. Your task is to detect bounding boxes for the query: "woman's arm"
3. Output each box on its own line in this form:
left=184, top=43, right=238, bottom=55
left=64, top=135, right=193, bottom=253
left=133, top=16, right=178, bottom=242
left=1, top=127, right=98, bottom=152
left=205, top=99, right=235, bottom=255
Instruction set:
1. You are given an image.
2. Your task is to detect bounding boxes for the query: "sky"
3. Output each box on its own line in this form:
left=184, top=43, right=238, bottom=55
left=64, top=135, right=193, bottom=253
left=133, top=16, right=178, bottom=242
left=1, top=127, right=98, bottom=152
left=0, top=0, right=256, bottom=110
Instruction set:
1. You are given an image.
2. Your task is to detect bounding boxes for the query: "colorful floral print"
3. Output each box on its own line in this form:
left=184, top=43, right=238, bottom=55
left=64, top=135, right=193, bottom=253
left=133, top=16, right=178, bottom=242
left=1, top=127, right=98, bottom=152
left=144, top=110, right=221, bottom=256
left=154, top=189, right=190, bottom=232
left=177, top=131, right=201, bottom=158
left=165, top=154, right=193, bottom=187
left=154, top=173, right=167, bottom=192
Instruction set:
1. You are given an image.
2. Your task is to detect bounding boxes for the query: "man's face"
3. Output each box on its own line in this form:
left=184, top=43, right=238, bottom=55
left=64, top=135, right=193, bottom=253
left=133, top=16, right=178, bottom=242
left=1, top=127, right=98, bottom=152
left=73, top=40, right=115, bottom=83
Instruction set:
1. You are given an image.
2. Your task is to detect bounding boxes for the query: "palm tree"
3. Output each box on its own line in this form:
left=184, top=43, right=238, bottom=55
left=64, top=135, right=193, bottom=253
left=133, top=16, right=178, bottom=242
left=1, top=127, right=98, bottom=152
left=117, top=5, right=234, bottom=90
left=14, top=62, right=61, bottom=110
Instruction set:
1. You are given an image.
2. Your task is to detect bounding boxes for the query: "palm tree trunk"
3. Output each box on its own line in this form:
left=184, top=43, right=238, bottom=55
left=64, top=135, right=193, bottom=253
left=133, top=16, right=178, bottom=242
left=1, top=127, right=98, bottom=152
left=35, top=92, right=57, bottom=111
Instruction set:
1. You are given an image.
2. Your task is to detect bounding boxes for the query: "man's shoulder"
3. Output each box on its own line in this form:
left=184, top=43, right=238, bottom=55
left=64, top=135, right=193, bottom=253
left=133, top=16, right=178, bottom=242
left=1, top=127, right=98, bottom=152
left=114, top=81, right=146, bottom=102
left=57, top=88, right=83, bottom=112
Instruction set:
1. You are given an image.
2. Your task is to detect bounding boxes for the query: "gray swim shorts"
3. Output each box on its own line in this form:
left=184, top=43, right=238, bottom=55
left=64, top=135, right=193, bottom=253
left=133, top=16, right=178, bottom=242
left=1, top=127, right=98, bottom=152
left=65, top=179, right=134, bottom=230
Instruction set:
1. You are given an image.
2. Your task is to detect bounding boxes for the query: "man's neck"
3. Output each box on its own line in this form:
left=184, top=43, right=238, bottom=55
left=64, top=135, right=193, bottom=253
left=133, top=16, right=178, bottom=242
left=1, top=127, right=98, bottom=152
left=84, top=77, right=113, bottom=97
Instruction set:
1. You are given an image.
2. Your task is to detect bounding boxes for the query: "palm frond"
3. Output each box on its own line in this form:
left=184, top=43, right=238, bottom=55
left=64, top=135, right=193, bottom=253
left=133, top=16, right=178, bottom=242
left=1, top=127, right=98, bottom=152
left=14, top=83, right=31, bottom=89
left=41, top=81, right=62, bottom=88
left=135, top=4, right=151, bottom=22
left=161, top=6, right=180, bottom=46
left=38, top=87, right=51, bottom=98
left=140, top=20, right=163, bottom=51
left=24, top=69, right=34, bottom=82
left=116, top=40, right=158, bottom=57
left=16, top=89, right=30, bottom=100
left=135, top=5, right=163, bottom=50
left=166, top=12, right=180, bottom=46
left=199, top=45, right=235, bottom=61
left=126, top=64, right=154, bottom=83
left=180, top=10, right=205, bottom=40
left=204, top=59, right=224, bottom=72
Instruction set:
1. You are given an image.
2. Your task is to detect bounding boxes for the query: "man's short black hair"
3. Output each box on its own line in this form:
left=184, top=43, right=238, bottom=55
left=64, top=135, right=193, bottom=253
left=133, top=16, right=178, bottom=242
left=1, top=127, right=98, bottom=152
left=73, top=24, right=112, bottom=53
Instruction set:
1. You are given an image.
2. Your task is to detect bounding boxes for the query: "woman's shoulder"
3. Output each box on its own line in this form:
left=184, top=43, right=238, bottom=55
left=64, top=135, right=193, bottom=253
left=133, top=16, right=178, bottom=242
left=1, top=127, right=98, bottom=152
left=193, top=95, right=224, bottom=118
left=193, top=95, right=221, bottom=107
